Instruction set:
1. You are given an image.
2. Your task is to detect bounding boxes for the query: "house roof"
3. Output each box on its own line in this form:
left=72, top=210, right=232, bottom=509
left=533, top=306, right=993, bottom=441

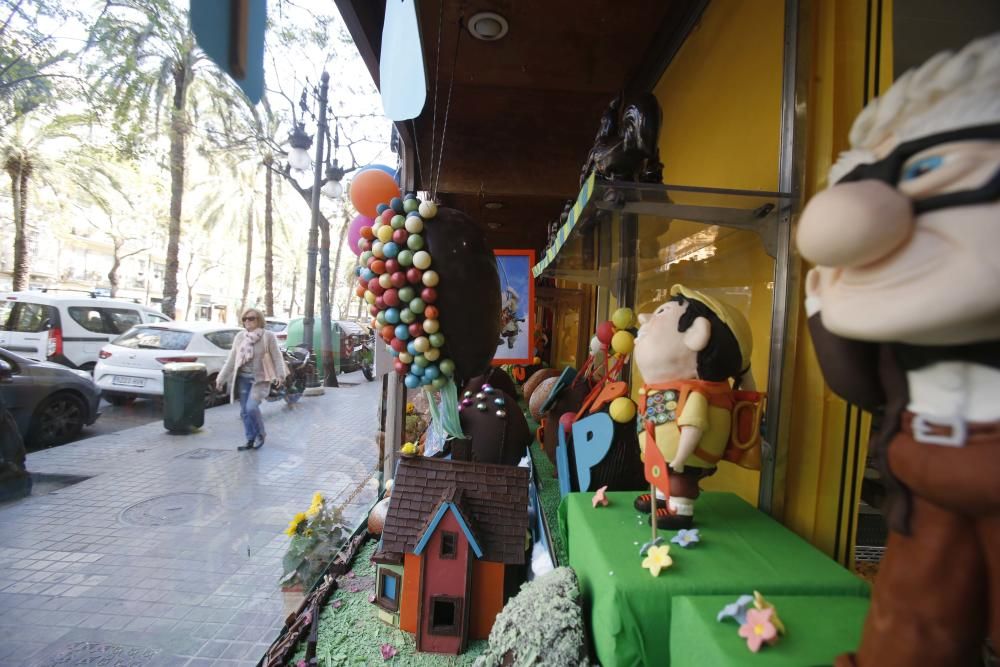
left=374, top=457, right=530, bottom=565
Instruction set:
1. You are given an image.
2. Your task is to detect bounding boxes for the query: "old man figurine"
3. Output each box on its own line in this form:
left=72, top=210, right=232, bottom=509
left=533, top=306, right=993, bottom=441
left=797, top=34, right=1000, bottom=667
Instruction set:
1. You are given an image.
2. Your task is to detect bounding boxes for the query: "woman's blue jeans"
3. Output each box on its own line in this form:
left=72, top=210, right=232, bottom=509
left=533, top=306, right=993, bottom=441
left=237, top=375, right=265, bottom=442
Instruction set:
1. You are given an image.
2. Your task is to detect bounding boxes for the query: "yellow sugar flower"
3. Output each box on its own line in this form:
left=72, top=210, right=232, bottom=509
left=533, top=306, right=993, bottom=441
left=641, top=544, right=673, bottom=577
left=753, top=591, right=786, bottom=635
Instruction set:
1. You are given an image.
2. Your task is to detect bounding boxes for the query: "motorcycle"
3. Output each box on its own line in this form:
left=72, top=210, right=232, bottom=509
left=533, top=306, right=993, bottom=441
left=337, top=329, right=375, bottom=382
left=266, top=345, right=312, bottom=405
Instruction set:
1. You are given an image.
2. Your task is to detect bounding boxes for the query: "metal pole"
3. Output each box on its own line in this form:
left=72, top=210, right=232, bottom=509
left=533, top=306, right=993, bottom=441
left=302, top=72, right=329, bottom=390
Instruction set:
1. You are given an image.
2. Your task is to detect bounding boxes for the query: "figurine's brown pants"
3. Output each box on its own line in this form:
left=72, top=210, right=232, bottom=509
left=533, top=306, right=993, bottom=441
left=837, top=417, right=1000, bottom=667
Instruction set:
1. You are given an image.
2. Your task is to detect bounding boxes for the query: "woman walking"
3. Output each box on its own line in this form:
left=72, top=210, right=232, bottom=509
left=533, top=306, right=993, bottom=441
left=217, top=308, right=286, bottom=450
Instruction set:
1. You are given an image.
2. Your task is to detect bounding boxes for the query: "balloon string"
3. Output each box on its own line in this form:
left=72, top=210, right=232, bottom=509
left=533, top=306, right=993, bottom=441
left=424, top=379, right=466, bottom=440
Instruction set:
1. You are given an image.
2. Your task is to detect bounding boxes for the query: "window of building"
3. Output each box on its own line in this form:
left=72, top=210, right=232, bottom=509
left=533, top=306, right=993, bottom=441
left=440, top=532, right=457, bottom=559
left=429, top=596, right=461, bottom=636
left=376, top=570, right=401, bottom=612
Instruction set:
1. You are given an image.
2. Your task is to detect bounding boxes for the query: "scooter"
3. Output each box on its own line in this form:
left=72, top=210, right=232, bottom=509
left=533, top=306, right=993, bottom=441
left=266, top=345, right=312, bottom=405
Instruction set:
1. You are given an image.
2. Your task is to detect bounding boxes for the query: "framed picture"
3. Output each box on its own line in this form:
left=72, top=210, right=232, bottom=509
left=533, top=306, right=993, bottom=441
left=492, top=249, right=535, bottom=365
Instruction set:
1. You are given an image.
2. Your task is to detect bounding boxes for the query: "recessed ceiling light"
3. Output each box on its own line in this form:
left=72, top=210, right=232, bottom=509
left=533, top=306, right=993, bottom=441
left=484, top=201, right=504, bottom=210
left=486, top=221, right=502, bottom=230
left=468, top=12, right=508, bottom=41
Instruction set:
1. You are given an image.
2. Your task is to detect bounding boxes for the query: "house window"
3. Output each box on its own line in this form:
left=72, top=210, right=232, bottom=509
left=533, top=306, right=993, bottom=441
left=377, top=570, right=401, bottom=612
left=429, top=596, right=462, bottom=636
left=440, top=531, right=457, bottom=559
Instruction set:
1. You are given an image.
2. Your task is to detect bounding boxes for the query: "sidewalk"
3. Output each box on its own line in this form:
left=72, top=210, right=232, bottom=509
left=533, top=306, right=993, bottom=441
left=0, top=373, right=382, bottom=667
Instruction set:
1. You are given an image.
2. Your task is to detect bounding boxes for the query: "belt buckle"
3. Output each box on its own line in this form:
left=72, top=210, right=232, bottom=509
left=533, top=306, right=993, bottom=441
left=911, top=413, right=967, bottom=447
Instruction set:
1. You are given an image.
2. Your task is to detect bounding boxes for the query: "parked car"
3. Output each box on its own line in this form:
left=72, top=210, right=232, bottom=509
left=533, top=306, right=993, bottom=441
left=94, top=321, right=241, bottom=407
left=265, top=317, right=289, bottom=347
left=0, top=290, right=171, bottom=372
left=283, top=318, right=374, bottom=380
left=0, top=347, right=102, bottom=448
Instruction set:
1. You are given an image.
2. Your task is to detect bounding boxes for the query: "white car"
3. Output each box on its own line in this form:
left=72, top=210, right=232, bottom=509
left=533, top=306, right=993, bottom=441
left=0, top=290, right=171, bottom=371
left=94, top=321, right=241, bottom=407
left=265, top=317, right=289, bottom=348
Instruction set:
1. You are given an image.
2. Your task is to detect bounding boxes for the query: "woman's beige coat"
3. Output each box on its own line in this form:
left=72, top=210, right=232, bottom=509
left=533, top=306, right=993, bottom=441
left=217, top=329, right=286, bottom=402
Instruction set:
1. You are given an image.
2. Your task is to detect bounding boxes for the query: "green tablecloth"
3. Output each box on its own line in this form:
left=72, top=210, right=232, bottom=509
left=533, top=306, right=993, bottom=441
left=559, top=491, right=869, bottom=666
left=671, top=595, right=870, bottom=666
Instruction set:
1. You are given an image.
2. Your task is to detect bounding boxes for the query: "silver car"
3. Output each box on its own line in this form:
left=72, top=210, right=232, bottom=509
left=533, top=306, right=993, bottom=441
left=0, top=347, right=102, bottom=448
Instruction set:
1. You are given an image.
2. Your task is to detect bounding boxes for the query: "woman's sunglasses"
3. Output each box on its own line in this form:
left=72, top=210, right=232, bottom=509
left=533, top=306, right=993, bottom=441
left=242, top=316, right=258, bottom=322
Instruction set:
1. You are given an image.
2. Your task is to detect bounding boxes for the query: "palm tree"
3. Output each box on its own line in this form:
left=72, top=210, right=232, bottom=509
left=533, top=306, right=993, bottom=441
left=87, top=0, right=242, bottom=318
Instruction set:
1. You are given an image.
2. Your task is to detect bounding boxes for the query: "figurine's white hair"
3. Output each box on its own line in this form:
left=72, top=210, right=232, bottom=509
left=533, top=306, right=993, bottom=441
left=829, top=32, right=1000, bottom=184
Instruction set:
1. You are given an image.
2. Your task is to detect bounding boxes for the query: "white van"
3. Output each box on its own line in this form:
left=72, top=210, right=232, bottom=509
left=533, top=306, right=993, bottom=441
left=0, top=290, right=171, bottom=371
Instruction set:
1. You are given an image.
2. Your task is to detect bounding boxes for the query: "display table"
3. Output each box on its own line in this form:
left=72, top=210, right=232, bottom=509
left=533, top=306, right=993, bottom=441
left=559, top=491, right=869, bottom=666
left=671, top=595, right=869, bottom=666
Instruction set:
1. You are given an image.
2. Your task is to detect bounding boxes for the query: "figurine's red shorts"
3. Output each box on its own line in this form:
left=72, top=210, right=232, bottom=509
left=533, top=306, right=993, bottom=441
left=839, top=414, right=1000, bottom=667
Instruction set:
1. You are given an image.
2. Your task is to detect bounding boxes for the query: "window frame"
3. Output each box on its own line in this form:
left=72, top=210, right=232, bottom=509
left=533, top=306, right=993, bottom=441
left=428, top=595, right=463, bottom=637
left=376, top=569, right=401, bottom=613
left=440, top=531, right=458, bottom=560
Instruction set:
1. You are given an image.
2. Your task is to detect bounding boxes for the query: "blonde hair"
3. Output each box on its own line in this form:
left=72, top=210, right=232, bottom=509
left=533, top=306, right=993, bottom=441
left=829, top=33, right=1000, bottom=184
left=241, top=307, right=266, bottom=325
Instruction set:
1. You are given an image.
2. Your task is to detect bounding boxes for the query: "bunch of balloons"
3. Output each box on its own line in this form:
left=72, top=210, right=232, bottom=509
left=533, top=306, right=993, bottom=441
left=355, top=194, right=457, bottom=390
left=595, top=307, right=637, bottom=357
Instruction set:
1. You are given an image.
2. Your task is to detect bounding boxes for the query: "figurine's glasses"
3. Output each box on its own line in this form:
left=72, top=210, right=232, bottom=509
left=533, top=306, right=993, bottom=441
left=836, top=122, right=1000, bottom=214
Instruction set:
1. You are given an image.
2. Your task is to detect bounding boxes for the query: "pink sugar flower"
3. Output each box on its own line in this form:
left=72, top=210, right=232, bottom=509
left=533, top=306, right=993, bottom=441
left=380, top=643, right=398, bottom=660
left=738, top=607, right=777, bottom=652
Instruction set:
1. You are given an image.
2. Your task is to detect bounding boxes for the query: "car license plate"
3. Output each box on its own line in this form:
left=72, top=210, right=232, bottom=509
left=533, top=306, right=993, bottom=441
left=112, top=376, right=146, bottom=387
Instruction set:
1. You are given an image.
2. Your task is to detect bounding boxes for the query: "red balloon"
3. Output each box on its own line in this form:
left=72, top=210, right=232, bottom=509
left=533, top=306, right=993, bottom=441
left=367, top=277, right=380, bottom=292
left=390, top=272, right=407, bottom=288
left=385, top=259, right=400, bottom=274
left=391, top=338, right=407, bottom=353
left=421, top=287, right=437, bottom=303
left=381, top=209, right=395, bottom=225
left=381, top=325, right=394, bottom=342
left=383, top=289, right=400, bottom=307
left=408, top=323, right=423, bottom=338
left=360, top=225, right=375, bottom=241
left=358, top=239, right=370, bottom=253
left=596, top=321, right=615, bottom=345
left=369, top=305, right=379, bottom=317
left=424, top=305, right=439, bottom=320
left=394, top=360, right=409, bottom=374
left=375, top=296, right=386, bottom=310
left=350, top=169, right=401, bottom=218
left=559, top=412, right=576, bottom=433
left=370, top=259, right=386, bottom=275
left=406, top=268, right=423, bottom=284
left=392, top=229, right=408, bottom=245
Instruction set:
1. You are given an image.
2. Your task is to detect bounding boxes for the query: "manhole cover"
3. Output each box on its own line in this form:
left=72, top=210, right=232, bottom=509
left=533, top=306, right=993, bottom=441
left=36, top=642, right=160, bottom=666
left=120, top=493, right=222, bottom=526
left=175, top=448, right=230, bottom=460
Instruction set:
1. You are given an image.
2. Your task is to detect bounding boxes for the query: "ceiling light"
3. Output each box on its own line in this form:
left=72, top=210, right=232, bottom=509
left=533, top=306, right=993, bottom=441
left=468, top=12, right=508, bottom=41
left=484, top=201, right=503, bottom=210
left=486, top=221, right=502, bottom=230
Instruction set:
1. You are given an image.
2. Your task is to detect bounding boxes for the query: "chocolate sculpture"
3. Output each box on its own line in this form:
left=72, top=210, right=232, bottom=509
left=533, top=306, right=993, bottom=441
left=580, top=92, right=664, bottom=187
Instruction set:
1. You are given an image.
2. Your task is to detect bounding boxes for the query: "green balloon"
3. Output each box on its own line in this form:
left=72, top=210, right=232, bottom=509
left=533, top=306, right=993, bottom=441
left=400, top=308, right=416, bottom=324
left=413, top=354, right=428, bottom=368
left=391, top=215, right=406, bottom=230
left=409, top=297, right=426, bottom=314
left=429, top=332, right=445, bottom=348
left=376, top=312, right=387, bottom=326
left=432, top=376, right=448, bottom=389
left=439, top=359, right=455, bottom=376
left=360, top=251, right=373, bottom=264
left=403, top=198, right=419, bottom=213
left=397, top=249, right=413, bottom=267
left=406, top=234, right=424, bottom=251
left=398, top=286, right=416, bottom=302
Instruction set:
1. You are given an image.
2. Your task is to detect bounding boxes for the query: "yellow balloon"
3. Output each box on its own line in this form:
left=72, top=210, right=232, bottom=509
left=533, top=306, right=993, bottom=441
left=609, top=397, right=636, bottom=423
left=376, top=225, right=394, bottom=243
left=611, top=330, right=634, bottom=355
left=612, top=307, right=635, bottom=330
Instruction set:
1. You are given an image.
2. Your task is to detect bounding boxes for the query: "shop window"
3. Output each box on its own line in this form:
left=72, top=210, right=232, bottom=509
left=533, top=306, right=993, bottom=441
left=440, top=532, right=457, bottom=559
left=429, top=596, right=461, bottom=636
left=376, top=570, right=400, bottom=612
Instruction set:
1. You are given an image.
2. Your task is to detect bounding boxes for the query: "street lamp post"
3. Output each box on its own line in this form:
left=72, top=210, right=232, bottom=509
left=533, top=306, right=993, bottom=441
left=302, top=72, right=330, bottom=391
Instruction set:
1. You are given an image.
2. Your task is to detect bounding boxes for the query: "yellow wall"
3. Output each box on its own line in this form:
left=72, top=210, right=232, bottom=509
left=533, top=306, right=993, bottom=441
left=645, top=0, right=786, bottom=506
left=648, top=0, right=893, bottom=560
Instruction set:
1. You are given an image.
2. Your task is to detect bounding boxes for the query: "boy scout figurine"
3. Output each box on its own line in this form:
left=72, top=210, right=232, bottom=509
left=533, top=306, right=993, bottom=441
left=797, top=34, right=1000, bottom=667
left=632, top=285, right=753, bottom=528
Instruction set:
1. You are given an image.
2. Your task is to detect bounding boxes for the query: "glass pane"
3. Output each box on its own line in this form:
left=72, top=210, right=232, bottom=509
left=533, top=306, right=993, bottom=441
left=113, top=326, right=193, bottom=351
left=382, top=573, right=397, bottom=600
left=204, top=330, right=239, bottom=350
left=11, top=303, right=56, bottom=333
left=69, top=307, right=108, bottom=333
left=0, top=301, right=14, bottom=330
left=105, top=309, right=142, bottom=334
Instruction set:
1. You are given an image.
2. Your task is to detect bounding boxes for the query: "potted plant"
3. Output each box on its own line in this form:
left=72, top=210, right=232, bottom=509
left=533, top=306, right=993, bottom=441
left=279, top=492, right=346, bottom=616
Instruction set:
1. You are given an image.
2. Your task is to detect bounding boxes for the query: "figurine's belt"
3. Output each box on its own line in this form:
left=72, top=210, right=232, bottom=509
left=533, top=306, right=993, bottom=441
left=901, top=411, right=1000, bottom=447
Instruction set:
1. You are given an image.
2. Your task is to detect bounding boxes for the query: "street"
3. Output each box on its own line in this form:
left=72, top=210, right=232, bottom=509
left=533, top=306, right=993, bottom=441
left=0, top=371, right=381, bottom=666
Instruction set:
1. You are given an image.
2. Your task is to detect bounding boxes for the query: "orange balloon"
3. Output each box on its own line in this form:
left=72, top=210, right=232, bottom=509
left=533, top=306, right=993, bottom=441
left=350, top=169, right=401, bottom=218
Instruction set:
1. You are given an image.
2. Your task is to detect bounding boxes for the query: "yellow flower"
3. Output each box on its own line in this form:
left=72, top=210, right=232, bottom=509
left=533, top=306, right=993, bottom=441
left=753, top=591, right=786, bottom=635
left=285, top=512, right=307, bottom=537
left=306, top=504, right=320, bottom=519
left=406, top=403, right=415, bottom=414
left=641, top=544, right=673, bottom=577
left=311, top=492, right=324, bottom=506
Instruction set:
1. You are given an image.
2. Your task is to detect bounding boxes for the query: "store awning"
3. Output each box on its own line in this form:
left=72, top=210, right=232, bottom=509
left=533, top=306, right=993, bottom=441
left=532, top=173, right=596, bottom=278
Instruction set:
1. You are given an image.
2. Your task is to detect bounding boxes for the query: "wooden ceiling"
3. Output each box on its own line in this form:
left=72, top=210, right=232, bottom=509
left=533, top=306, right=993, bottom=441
left=335, top=0, right=706, bottom=251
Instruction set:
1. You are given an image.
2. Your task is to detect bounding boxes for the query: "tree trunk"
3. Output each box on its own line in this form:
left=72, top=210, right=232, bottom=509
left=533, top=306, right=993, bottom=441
left=263, top=155, right=274, bottom=316
left=319, top=213, right=338, bottom=387
left=108, top=239, right=122, bottom=298
left=162, top=60, right=190, bottom=319
left=287, top=270, right=297, bottom=318
left=240, top=205, right=254, bottom=314
left=7, top=156, right=31, bottom=291
left=329, top=210, right=348, bottom=318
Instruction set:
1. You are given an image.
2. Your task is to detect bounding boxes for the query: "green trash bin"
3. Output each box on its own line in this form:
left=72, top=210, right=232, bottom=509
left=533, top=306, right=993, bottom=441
left=162, top=362, right=207, bottom=433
